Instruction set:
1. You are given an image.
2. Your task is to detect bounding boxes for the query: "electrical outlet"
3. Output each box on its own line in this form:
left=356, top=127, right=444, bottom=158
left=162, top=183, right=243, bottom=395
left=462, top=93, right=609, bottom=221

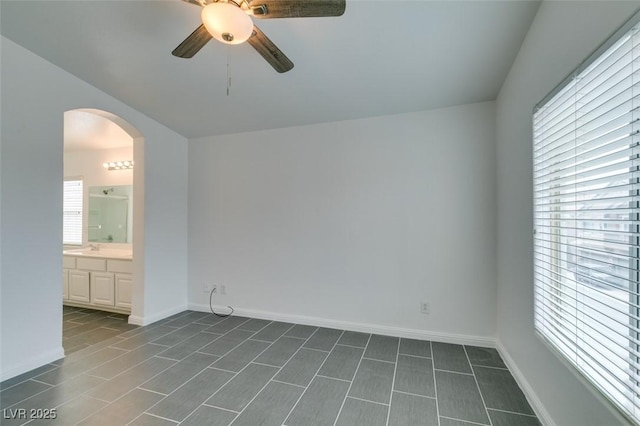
left=203, top=283, right=218, bottom=293
left=220, top=285, right=227, bottom=295
left=420, top=301, right=430, bottom=314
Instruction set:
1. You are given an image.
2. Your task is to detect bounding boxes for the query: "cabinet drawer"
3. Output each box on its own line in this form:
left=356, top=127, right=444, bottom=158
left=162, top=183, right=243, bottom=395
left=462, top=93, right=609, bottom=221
left=76, top=257, right=106, bottom=271
left=63, top=256, right=76, bottom=269
left=107, top=259, right=133, bottom=273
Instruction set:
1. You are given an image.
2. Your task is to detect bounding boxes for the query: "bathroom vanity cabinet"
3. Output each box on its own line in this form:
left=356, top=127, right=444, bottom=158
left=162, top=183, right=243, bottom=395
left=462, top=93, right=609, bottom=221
left=63, top=252, right=132, bottom=314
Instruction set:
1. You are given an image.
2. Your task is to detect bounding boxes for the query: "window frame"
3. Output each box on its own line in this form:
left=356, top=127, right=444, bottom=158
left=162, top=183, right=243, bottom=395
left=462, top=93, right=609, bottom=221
left=533, top=9, right=640, bottom=424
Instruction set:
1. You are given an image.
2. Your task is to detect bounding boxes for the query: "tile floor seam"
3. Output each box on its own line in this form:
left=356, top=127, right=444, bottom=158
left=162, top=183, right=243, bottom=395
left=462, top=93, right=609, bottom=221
left=440, top=414, right=491, bottom=425
left=392, top=389, right=437, bottom=400
left=82, top=393, right=113, bottom=403
left=200, top=330, right=224, bottom=335
left=398, top=352, right=432, bottom=360
left=24, top=378, right=51, bottom=387
left=487, top=407, right=540, bottom=417
left=464, top=345, right=493, bottom=426
left=128, top=412, right=179, bottom=425
left=83, top=373, right=107, bottom=380
left=281, top=335, right=306, bottom=341
left=315, top=374, right=351, bottom=383
left=252, top=360, right=281, bottom=368
left=237, top=322, right=272, bottom=333
left=154, top=355, right=180, bottom=361
left=332, top=332, right=371, bottom=426
left=386, top=336, right=401, bottom=426
left=434, top=367, right=475, bottom=376
left=250, top=338, right=279, bottom=343
left=335, top=342, right=366, bottom=350
left=207, top=366, right=238, bottom=375
left=271, top=379, right=307, bottom=389
left=431, top=339, right=442, bottom=426
left=470, top=364, right=509, bottom=371
left=135, top=387, right=168, bottom=397
left=362, top=356, right=395, bottom=365
left=348, top=395, right=390, bottom=407
left=299, top=346, right=330, bottom=354
left=200, top=401, right=241, bottom=413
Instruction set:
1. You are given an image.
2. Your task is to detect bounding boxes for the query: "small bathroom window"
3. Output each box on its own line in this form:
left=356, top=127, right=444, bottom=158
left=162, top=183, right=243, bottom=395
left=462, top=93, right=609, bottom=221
left=63, top=177, right=83, bottom=245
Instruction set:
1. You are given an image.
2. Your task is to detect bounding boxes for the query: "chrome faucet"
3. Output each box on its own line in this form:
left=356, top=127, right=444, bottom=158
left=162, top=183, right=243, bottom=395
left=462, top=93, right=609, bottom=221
left=89, top=243, right=101, bottom=251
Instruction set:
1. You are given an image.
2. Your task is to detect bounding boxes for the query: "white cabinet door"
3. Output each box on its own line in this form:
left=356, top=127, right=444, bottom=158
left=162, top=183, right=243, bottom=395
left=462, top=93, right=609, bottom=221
left=91, top=272, right=115, bottom=306
left=63, top=269, right=69, bottom=301
left=68, top=270, right=90, bottom=303
left=115, top=274, right=132, bottom=309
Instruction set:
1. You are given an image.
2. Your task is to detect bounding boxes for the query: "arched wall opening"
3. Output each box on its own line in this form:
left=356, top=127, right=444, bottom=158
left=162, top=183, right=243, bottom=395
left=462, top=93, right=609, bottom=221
left=63, top=108, right=145, bottom=324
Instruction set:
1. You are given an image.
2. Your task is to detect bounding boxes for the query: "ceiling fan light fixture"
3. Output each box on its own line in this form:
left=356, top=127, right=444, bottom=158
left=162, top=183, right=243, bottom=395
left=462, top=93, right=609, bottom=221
left=201, top=2, right=253, bottom=45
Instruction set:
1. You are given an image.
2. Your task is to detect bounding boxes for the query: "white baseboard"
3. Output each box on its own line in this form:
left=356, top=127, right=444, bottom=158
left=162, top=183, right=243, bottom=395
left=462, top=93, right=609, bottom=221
left=495, top=340, right=554, bottom=426
left=129, top=304, right=188, bottom=326
left=188, top=303, right=496, bottom=347
left=1, top=347, right=65, bottom=382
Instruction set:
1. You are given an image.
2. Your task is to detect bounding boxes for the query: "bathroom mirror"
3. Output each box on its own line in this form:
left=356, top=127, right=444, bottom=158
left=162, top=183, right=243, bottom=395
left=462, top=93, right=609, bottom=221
left=88, top=185, right=132, bottom=243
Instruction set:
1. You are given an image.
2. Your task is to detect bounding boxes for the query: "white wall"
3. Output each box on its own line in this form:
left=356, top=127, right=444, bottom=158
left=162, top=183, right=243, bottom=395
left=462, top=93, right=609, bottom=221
left=0, top=36, right=189, bottom=380
left=189, top=102, right=497, bottom=341
left=495, top=2, right=639, bottom=425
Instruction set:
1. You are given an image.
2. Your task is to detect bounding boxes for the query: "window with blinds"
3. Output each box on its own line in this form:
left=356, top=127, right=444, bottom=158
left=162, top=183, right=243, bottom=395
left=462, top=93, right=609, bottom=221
left=533, top=12, right=640, bottom=423
left=63, top=179, right=83, bottom=245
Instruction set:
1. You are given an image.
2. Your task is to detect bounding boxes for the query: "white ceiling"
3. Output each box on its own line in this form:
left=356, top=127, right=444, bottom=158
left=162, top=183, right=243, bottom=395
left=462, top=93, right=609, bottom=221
left=1, top=0, right=540, bottom=139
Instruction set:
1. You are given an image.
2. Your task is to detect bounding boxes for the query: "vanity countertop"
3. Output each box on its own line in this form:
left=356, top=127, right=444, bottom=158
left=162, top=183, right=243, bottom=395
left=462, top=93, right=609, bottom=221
left=63, top=248, right=132, bottom=260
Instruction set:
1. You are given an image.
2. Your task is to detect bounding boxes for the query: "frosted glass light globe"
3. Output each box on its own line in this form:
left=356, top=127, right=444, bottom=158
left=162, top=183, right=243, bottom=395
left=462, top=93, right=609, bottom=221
left=202, top=2, right=253, bottom=45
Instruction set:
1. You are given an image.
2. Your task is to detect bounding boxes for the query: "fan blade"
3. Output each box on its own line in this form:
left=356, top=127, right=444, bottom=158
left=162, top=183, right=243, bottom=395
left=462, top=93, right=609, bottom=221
left=248, top=0, right=345, bottom=19
left=248, top=25, right=294, bottom=73
left=172, top=24, right=213, bottom=58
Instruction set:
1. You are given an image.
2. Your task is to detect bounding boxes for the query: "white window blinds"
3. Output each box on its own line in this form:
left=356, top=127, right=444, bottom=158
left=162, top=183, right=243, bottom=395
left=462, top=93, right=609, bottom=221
left=533, top=13, right=640, bottom=423
left=63, top=179, right=83, bottom=245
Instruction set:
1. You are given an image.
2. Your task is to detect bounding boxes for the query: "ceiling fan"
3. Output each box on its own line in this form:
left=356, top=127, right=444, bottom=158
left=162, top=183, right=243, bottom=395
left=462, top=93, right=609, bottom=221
left=172, top=0, right=346, bottom=73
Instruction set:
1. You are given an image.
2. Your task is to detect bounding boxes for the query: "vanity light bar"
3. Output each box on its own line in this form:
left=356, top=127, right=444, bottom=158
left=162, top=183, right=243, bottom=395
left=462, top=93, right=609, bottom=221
left=103, top=160, right=134, bottom=171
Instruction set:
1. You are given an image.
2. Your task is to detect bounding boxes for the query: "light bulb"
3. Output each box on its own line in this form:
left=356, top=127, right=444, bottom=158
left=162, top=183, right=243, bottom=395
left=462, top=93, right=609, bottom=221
left=201, top=2, right=253, bottom=45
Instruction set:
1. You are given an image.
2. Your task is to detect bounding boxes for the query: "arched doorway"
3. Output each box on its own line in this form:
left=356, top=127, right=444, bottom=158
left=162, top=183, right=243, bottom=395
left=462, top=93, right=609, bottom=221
left=63, top=109, right=144, bottom=334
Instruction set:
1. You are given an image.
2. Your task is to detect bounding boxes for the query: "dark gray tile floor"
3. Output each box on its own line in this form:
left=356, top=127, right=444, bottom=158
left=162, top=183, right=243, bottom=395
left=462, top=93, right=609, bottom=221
left=0, top=310, right=541, bottom=425
left=62, top=306, right=139, bottom=355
